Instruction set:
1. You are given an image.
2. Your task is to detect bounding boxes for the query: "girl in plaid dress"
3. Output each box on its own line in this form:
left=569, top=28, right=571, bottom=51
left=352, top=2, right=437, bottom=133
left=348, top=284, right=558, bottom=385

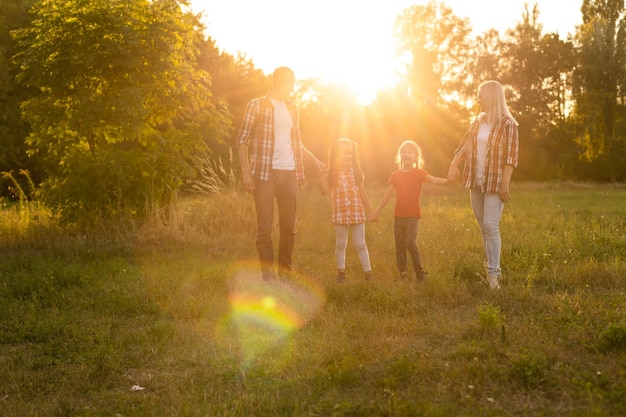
left=320, top=138, right=373, bottom=282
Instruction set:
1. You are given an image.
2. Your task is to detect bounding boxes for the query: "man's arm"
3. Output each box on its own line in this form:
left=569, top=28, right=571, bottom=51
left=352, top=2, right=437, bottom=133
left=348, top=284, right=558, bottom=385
left=302, top=145, right=326, bottom=174
left=238, top=143, right=254, bottom=193
left=236, top=99, right=258, bottom=193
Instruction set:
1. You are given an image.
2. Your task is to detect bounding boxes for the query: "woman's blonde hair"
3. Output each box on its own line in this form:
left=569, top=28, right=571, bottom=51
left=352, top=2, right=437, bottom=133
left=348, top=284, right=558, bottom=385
left=479, top=80, right=518, bottom=127
left=395, top=140, right=424, bottom=169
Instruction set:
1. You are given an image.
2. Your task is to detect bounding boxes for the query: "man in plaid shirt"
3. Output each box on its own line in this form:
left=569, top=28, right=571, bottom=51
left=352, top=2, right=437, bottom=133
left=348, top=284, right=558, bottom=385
left=237, top=66, right=325, bottom=281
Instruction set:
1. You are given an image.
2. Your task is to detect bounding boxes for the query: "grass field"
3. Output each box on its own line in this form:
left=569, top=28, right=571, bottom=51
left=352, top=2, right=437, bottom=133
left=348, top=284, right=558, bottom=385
left=1, top=182, right=625, bottom=416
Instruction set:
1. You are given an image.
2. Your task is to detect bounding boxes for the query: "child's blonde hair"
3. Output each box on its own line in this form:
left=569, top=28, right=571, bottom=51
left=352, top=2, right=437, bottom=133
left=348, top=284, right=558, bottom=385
left=395, top=140, right=424, bottom=169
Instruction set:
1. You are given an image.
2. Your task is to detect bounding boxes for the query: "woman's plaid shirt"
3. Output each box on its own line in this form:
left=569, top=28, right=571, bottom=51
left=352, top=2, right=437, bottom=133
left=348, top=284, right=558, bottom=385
left=237, top=95, right=305, bottom=182
left=455, top=114, right=519, bottom=193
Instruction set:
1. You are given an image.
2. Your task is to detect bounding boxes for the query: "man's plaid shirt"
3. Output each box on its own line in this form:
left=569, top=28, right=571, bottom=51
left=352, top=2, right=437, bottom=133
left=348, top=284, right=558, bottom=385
left=237, top=94, right=305, bottom=182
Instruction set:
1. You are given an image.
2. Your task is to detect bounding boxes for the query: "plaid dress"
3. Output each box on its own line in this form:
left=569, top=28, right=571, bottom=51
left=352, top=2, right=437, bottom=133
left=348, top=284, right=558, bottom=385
left=331, top=168, right=366, bottom=225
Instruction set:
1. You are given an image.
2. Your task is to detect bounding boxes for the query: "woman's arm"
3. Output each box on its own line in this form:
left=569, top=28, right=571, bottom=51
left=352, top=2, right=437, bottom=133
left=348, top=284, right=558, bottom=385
left=446, top=154, right=464, bottom=182
left=499, top=164, right=514, bottom=203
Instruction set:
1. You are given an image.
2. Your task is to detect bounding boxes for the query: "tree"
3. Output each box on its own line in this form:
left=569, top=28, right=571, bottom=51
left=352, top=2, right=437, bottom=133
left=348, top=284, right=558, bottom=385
left=468, top=29, right=505, bottom=88
left=12, top=0, right=231, bottom=224
left=572, top=0, right=626, bottom=179
left=387, top=1, right=474, bottom=177
left=196, top=39, right=267, bottom=172
left=497, top=4, right=579, bottom=179
left=0, top=0, right=41, bottom=198
left=394, top=0, right=472, bottom=108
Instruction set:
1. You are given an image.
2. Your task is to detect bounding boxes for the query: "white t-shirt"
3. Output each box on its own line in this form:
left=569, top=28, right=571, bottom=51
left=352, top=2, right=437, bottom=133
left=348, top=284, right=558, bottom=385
left=270, top=99, right=296, bottom=170
left=475, top=122, right=490, bottom=183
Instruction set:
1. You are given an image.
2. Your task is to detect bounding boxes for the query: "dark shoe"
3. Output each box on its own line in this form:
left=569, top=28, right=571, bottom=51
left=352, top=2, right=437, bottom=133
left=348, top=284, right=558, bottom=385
left=397, top=271, right=408, bottom=281
left=277, top=268, right=294, bottom=282
left=261, top=271, right=274, bottom=282
left=364, top=271, right=372, bottom=281
left=416, top=270, right=428, bottom=283
left=336, top=271, right=346, bottom=283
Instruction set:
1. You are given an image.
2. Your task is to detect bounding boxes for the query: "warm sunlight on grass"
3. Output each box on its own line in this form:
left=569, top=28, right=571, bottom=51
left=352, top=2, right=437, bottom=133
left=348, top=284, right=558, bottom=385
left=1, top=183, right=625, bottom=416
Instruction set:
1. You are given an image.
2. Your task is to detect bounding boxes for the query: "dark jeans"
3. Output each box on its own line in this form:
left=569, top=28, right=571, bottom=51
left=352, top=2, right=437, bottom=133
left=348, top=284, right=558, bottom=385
left=253, top=170, right=297, bottom=274
left=394, top=217, right=423, bottom=274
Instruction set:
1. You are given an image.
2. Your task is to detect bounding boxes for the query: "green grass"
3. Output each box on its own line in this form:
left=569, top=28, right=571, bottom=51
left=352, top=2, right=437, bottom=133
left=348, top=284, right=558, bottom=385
left=1, top=182, right=625, bottom=416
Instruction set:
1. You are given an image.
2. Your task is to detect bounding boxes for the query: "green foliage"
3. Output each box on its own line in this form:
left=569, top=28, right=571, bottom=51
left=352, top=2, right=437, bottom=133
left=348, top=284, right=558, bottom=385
left=509, top=350, right=552, bottom=389
left=11, top=0, right=231, bottom=225
left=394, top=2, right=472, bottom=106
left=477, top=302, right=505, bottom=331
left=598, top=322, right=626, bottom=353
left=2, top=0, right=626, bottom=203
left=570, top=0, right=626, bottom=178
left=0, top=0, right=44, bottom=197
left=1, top=169, right=41, bottom=230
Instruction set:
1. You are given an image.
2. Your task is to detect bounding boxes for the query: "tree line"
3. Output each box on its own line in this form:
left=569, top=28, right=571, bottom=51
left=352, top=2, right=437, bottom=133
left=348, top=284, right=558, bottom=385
left=0, top=0, right=624, bottom=226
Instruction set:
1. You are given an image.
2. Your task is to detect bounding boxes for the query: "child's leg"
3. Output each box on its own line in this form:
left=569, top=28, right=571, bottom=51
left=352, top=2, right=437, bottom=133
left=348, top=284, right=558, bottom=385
left=405, top=218, right=424, bottom=274
left=393, top=217, right=408, bottom=273
left=350, top=223, right=371, bottom=272
left=333, top=224, right=349, bottom=271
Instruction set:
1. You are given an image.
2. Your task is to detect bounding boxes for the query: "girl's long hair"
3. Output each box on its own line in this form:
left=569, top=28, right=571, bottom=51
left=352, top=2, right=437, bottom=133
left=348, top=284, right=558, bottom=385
left=328, top=138, right=364, bottom=189
left=479, top=80, right=518, bottom=127
left=395, top=140, right=424, bottom=169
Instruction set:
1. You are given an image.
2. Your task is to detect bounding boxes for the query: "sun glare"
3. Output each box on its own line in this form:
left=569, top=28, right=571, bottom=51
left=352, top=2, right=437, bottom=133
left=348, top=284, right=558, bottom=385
left=192, top=0, right=580, bottom=106
left=308, top=4, right=401, bottom=105
left=193, top=1, right=402, bottom=105
left=318, top=65, right=396, bottom=105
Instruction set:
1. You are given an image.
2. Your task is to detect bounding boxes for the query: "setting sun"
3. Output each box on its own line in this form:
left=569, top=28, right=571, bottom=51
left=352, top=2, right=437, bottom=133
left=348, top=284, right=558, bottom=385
left=191, top=0, right=580, bottom=103
left=192, top=1, right=407, bottom=103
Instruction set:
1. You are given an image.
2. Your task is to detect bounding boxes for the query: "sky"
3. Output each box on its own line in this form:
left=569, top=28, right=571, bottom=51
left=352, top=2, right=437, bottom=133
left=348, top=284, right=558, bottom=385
left=189, top=0, right=583, bottom=102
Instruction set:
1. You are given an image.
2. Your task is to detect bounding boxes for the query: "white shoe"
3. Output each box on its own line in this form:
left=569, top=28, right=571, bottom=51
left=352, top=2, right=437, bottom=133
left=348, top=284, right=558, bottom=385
left=488, top=274, right=501, bottom=289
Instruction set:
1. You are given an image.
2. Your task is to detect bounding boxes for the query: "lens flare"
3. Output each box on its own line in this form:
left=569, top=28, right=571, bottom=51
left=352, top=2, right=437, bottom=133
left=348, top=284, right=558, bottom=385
left=225, top=265, right=325, bottom=367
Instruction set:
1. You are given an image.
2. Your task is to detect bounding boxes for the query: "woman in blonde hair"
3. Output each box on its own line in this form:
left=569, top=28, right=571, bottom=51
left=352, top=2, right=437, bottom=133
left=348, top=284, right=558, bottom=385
left=447, top=80, right=519, bottom=289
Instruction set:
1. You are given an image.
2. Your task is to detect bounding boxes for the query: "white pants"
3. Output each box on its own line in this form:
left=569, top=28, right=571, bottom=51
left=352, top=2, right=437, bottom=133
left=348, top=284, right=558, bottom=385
left=333, top=223, right=371, bottom=272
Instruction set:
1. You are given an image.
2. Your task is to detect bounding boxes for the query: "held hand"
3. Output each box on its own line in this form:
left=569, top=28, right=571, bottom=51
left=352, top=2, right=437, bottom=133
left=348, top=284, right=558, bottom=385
left=499, top=183, right=510, bottom=203
left=447, top=166, right=460, bottom=182
left=367, top=212, right=378, bottom=222
left=241, top=171, right=254, bottom=194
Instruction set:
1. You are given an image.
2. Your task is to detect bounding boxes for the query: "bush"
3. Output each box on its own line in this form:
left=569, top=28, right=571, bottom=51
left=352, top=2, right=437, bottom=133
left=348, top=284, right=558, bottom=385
left=598, top=322, right=626, bottom=353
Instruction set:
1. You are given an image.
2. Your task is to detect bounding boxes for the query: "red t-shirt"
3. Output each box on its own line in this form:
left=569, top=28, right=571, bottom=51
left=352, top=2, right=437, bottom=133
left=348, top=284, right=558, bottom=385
left=389, top=168, right=429, bottom=218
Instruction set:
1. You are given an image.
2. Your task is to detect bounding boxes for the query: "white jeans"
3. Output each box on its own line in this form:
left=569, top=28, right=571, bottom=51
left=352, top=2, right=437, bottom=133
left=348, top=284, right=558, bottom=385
left=334, top=223, right=371, bottom=272
left=470, top=189, right=504, bottom=276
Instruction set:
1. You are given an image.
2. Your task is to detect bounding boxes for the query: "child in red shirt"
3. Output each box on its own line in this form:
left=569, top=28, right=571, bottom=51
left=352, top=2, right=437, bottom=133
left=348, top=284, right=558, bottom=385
left=369, top=141, right=447, bottom=282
